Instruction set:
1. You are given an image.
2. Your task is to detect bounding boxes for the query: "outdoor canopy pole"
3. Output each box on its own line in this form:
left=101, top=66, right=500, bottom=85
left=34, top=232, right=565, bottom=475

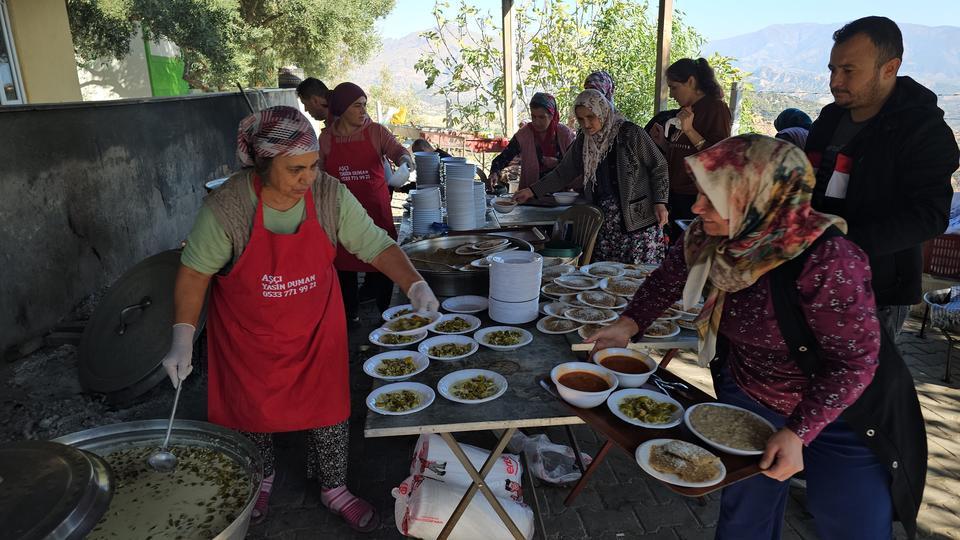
left=236, top=82, right=256, bottom=114
left=654, top=0, right=674, bottom=114
left=502, top=0, right=517, bottom=137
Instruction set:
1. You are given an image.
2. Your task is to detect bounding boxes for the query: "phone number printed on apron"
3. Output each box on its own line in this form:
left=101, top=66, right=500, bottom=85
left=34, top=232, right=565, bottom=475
left=261, top=274, right=318, bottom=298
left=338, top=165, right=372, bottom=182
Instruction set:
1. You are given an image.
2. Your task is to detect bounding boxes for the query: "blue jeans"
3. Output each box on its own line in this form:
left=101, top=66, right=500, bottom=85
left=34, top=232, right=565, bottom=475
left=713, top=366, right=893, bottom=540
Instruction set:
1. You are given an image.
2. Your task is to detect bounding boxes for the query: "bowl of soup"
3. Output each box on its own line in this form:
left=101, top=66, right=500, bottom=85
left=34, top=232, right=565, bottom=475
left=550, top=362, right=619, bottom=408
left=492, top=198, right=518, bottom=214
left=592, top=348, right=657, bottom=388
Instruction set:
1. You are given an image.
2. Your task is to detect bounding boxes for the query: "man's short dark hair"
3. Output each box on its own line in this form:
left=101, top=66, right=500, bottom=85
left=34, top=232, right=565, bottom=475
left=296, top=77, right=329, bottom=99
left=833, top=16, right=903, bottom=66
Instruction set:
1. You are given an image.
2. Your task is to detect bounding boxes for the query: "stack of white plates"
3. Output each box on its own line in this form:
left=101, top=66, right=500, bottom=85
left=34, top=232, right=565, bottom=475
left=410, top=187, right=442, bottom=235
left=414, top=152, right=441, bottom=187
left=445, top=178, right=477, bottom=231
left=473, top=182, right=487, bottom=228
left=488, top=251, right=543, bottom=324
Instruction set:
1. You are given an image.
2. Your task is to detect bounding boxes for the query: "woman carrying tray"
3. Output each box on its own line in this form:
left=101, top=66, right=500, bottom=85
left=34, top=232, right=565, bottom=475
left=588, top=134, right=926, bottom=540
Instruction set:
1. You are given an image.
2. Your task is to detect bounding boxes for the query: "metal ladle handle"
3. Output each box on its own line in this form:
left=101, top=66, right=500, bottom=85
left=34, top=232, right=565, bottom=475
left=159, top=381, right=184, bottom=452
left=117, top=297, right=151, bottom=335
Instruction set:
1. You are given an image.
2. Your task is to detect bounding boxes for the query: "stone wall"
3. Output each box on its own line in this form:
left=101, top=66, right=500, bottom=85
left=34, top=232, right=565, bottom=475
left=0, top=89, right=298, bottom=353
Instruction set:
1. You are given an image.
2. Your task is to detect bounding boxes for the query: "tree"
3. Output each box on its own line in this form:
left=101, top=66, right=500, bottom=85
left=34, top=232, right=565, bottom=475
left=415, top=0, right=749, bottom=136
left=66, top=0, right=394, bottom=91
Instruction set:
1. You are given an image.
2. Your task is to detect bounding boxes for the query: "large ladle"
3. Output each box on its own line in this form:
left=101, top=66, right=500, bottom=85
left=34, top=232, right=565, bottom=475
left=147, top=380, right=184, bottom=473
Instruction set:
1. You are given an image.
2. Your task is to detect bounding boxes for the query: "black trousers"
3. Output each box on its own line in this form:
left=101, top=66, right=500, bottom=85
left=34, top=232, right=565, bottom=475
left=338, top=270, right=394, bottom=317
left=668, top=191, right=698, bottom=241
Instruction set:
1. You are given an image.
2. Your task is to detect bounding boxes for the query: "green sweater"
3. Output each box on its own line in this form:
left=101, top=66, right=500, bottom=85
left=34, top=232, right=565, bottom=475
left=182, top=179, right=394, bottom=275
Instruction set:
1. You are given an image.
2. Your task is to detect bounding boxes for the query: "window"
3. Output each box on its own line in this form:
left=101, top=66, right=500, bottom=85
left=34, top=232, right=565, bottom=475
left=0, top=0, right=24, bottom=105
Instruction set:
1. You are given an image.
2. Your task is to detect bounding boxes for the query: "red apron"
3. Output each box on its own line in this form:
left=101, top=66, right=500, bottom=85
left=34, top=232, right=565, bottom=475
left=206, top=176, right=349, bottom=432
left=324, top=125, right=398, bottom=272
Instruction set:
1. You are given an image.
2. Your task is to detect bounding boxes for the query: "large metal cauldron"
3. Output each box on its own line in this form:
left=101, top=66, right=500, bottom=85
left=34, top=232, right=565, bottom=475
left=401, top=235, right=534, bottom=297
left=53, top=420, right=263, bottom=540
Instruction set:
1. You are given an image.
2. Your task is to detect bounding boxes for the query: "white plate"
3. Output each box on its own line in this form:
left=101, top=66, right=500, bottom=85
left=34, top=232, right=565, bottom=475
left=599, top=277, right=643, bottom=297
left=607, top=389, right=684, bottom=429
left=470, top=257, right=492, bottom=268
left=684, top=403, right=777, bottom=456
left=554, top=274, right=601, bottom=291
left=473, top=238, right=510, bottom=251
left=381, top=304, right=416, bottom=322
left=677, top=319, right=698, bottom=331
left=366, top=382, right=435, bottom=416
left=578, top=323, right=610, bottom=340
left=644, top=321, right=681, bottom=339
left=541, top=282, right=578, bottom=297
left=455, top=243, right=482, bottom=255
left=379, top=311, right=442, bottom=335
left=431, top=313, right=482, bottom=335
left=537, top=316, right=583, bottom=334
left=473, top=326, right=534, bottom=351
left=577, top=291, right=628, bottom=310
left=368, top=328, right=429, bottom=349
left=543, top=301, right=572, bottom=318
left=563, top=307, right=618, bottom=325
left=437, top=369, right=508, bottom=404
left=542, top=264, right=576, bottom=281
left=580, top=263, right=626, bottom=279
left=418, top=335, right=480, bottom=361
left=635, top=439, right=726, bottom=488
left=362, top=351, right=430, bottom=381
left=442, top=295, right=489, bottom=314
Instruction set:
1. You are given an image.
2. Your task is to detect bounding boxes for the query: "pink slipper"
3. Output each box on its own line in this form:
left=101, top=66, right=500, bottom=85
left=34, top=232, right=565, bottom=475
left=322, top=486, right=380, bottom=533
left=251, top=473, right=275, bottom=525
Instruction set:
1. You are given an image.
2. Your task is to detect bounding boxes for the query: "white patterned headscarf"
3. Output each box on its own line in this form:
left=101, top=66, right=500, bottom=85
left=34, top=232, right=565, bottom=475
left=574, top=89, right=626, bottom=192
left=236, top=106, right=319, bottom=168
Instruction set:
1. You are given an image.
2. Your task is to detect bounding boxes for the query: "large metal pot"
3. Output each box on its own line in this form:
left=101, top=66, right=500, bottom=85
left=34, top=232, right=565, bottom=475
left=53, top=420, right=263, bottom=540
left=401, top=235, right=534, bottom=297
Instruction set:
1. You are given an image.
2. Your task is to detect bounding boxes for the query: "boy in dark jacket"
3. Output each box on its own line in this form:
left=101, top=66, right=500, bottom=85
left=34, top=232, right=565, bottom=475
left=807, top=16, right=960, bottom=337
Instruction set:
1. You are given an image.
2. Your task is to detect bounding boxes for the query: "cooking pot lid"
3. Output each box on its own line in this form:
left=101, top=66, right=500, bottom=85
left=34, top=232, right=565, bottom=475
left=79, top=249, right=207, bottom=399
left=0, top=440, right=112, bottom=539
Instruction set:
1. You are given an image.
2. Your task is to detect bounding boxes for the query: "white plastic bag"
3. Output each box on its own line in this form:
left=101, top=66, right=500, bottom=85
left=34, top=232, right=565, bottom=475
left=411, top=434, right=523, bottom=500
left=509, top=432, right=592, bottom=486
left=393, top=475, right=534, bottom=540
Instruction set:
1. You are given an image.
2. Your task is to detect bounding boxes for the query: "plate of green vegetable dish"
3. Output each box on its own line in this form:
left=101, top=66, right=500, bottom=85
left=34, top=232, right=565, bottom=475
left=606, top=388, right=684, bottom=429
left=363, top=351, right=430, bottom=381
left=437, top=369, right=508, bottom=404
left=366, top=382, right=435, bottom=415
left=473, top=326, right=533, bottom=351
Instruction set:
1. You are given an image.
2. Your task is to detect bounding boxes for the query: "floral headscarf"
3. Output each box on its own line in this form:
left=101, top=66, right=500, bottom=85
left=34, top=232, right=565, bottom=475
left=237, top=106, right=319, bottom=168
left=530, top=92, right=560, bottom=158
left=681, top=134, right=847, bottom=366
left=574, top=89, right=626, bottom=193
left=584, top=70, right=615, bottom=103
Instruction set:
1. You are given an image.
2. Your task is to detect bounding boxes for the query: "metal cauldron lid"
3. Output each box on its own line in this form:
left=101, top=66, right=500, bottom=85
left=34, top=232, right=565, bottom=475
left=79, top=249, right=207, bottom=401
left=0, top=440, right=113, bottom=540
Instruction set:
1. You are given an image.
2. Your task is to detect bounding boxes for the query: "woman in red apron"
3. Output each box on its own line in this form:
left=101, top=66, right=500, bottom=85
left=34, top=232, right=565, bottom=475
left=320, top=82, right=415, bottom=322
left=160, top=106, right=438, bottom=532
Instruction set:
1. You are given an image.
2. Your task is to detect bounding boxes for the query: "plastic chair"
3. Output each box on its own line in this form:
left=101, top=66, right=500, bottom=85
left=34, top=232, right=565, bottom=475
left=918, top=234, right=960, bottom=338
left=553, top=205, right=604, bottom=266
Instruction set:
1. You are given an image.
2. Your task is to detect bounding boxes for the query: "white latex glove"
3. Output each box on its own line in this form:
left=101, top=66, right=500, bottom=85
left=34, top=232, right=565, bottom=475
left=161, top=323, right=195, bottom=388
left=402, top=153, right=417, bottom=172
left=407, top=280, right=439, bottom=313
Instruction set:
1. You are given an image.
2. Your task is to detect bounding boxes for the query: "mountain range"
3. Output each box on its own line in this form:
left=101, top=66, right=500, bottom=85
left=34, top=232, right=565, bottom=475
left=345, top=21, right=960, bottom=126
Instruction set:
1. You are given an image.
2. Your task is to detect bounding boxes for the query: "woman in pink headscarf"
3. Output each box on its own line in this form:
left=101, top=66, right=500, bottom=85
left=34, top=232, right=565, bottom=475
left=487, top=92, right=576, bottom=190
left=164, top=106, right=438, bottom=531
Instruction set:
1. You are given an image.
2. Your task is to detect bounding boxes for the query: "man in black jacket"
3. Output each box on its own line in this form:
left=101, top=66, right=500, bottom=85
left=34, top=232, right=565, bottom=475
left=807, top=16, right=960, bottom=338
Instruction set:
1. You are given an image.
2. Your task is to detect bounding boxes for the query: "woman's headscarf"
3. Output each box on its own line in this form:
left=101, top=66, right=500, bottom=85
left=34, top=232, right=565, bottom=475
left=529, top=92, right=560, bottom=158
left=681, top=134, right=847, bottom=366
left=574, top=89, right=625, bottom=192
left=329, top=82, right=367, bottom=118
left=774, top=108, right=813, bottom=131
left=236, top=106, right=319, bottom=168
left=584, top=71, right=615, bottom=103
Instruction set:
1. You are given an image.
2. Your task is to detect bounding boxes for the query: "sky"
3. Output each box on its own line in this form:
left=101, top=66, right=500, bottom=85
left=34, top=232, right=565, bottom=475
left=375, top=0, right=960, bottom=41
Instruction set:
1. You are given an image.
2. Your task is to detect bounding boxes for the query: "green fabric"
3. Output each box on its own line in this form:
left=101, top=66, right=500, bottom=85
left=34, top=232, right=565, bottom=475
left=182, top=180, right=395, bottom=275
left=147, top=55, right=189, bottom=97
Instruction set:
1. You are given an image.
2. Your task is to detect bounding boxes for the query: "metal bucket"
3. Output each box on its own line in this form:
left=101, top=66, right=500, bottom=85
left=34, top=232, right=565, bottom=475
left=53, top=420, right=263, bottom=540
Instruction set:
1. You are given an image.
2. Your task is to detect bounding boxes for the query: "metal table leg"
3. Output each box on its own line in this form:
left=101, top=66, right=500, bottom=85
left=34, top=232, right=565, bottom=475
left=521, top=448, right=548, bottom=539
left=943, top=328, right=954, bottom=384
left=919, top=304, right=930, bottom=338
left=563, top=439, right=614, bottom=507
left=564, top=425, right=587, bottom=474
left=437, top=429, right=525, bottom=540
